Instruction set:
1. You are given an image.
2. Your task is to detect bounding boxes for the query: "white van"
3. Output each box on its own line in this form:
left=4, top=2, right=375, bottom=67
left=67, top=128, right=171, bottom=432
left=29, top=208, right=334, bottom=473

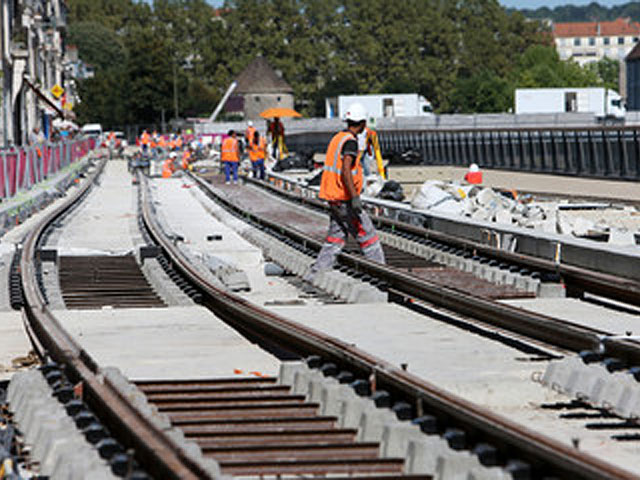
left=81, top=123, right=103, bottom=138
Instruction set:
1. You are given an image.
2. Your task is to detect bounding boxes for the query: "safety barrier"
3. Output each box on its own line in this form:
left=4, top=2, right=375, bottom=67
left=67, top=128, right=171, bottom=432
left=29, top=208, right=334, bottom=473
left=0, top=137, right=96, bottom=199
left=287, top=126, right=640, bottom=181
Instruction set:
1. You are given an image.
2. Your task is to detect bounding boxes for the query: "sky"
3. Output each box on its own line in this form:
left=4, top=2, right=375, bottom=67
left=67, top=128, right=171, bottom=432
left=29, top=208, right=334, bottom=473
left=155, top=0, right=633, bottom=9
left=499, top=0, right=632, bottom=8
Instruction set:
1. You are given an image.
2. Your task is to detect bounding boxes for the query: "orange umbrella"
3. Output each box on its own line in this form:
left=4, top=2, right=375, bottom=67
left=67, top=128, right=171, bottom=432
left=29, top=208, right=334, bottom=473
left=259, top=107, right=302, bottom=119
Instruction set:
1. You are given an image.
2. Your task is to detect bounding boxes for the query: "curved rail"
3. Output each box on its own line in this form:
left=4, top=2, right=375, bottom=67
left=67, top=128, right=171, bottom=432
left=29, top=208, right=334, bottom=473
left=246, top=174, right=640, bottom=307
left=19, top=160, right=215, bottom=480
left=191, top=173, right=640, bottom=365
left=139, top=172, right=635, bottom=479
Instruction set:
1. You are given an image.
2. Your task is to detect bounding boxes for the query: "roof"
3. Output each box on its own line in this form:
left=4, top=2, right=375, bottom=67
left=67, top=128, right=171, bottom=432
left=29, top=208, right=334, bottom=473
left=627, top=42, right=640, bottom=61
left=234, top=57, right=293, bottom=95
left=554, top=17, right=640, bottom=38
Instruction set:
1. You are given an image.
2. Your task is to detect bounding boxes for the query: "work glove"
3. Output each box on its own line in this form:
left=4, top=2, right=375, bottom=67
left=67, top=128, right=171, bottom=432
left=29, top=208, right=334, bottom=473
left=350, top=196, right=363, bottom=214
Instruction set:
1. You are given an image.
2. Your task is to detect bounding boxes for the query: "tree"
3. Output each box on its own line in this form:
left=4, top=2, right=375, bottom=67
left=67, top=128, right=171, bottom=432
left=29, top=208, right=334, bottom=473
left=66, top=22, right=126, bottom=71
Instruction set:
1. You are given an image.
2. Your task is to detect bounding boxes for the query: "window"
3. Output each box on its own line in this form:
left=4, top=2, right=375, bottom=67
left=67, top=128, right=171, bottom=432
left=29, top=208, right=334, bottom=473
left=574, top=38, right=581, bottom=46
left=277, top=96, right=281, bottom=102
left=589, top=37, right=595, bottom=46
left=255, top=96, right=260, bottom=102
left=565, top=92, right=577, bottom=112
left=634, top=37, right=639, bottom=43
left=604, top=37, right=610, bottom=45
left=618, top=36, right=625, bottom=45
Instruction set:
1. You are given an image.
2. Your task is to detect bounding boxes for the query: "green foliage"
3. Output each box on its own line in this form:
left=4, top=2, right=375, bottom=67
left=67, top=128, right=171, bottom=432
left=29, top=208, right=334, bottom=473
left=68, top=0, right=621, bottom=123
left=67, top=22, right=127, bottom=71
left=516, top=2, right=640, bottom=23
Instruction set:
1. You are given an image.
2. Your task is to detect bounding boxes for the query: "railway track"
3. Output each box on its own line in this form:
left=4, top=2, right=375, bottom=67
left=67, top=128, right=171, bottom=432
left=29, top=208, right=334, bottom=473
left=190, top=172, right=640, bottom=365
left=241, top=173, right=640, bottom=307
left=5, top=159, right=637, bottom=478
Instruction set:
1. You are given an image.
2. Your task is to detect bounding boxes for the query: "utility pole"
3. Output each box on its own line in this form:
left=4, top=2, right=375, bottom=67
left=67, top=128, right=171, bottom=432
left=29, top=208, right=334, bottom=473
left=173, top=60, right=179, bottom=122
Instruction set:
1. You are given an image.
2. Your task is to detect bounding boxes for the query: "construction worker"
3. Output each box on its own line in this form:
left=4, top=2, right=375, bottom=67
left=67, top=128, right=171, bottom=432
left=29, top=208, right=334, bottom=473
left=245, top=121, right=256, bottom=147
left=181, top=148, right=192, bottom=170
left=358, top=127, right=386, bottom=179
left=162, top=152, right=176, bottom=178
left=464, top=163, right=483, bottom=184
left=249, top=131, right=267, bottom=180
left=268, top=117, right=286, bottom=160
left=221, top=130, right=240, bottom=184
left=305, top=103, right=385, bottom=280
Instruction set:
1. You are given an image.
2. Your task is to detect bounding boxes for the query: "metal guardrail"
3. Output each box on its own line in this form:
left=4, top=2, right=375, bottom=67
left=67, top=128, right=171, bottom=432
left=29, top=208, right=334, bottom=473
left=0, top=138, right=96, bottom=198
left=286, top=126, right=640, bottom=181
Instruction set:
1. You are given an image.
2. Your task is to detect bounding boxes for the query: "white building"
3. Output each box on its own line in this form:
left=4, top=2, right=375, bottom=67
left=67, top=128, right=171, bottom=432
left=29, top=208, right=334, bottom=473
left=553, top=17, right=640, bottom=66
left=1, top=0, right=68, bottom=147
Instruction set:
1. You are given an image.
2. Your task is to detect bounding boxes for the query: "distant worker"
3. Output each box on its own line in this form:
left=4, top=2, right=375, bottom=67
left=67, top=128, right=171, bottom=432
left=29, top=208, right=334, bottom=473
left=162, top=152, right=177, bottom=178
left=181, top=149, right=192, bottom=170
left=221, top=130, right=240, bottom=185
left=268, top=117, right=286, bottom=160
left=464, top=163, right=483, bottom=184
left=249, top=131, right=267, bottom=180
left=245, top=121, right=256, bottom=147
left=305, top=103, right=385, bottom=280
left=358, top=126, right=386, bottom=179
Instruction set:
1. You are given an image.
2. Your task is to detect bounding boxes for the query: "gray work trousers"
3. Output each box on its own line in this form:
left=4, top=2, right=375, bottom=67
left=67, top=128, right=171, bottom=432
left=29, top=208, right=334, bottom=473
left=310, top=201, right=385, bottom=274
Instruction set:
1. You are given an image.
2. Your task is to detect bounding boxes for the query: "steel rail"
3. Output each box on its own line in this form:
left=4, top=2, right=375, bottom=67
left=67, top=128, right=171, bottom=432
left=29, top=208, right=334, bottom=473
left=245, top=175, right=640, bottom=307
left=19, top=160, right=216, bottom=480
left=142, top=173, right=636, bottom=479
left=193, top=173, right=640, bottom=364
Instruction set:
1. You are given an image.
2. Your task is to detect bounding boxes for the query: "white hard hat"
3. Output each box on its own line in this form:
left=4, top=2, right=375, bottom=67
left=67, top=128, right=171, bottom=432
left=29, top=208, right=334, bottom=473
left=469, top=163, right=479, bottom=173
left=344, top=103, right=367, bottom=122
left=169, top=152, right=177, bottom=158
left=248, top=120, right=254, bottom=126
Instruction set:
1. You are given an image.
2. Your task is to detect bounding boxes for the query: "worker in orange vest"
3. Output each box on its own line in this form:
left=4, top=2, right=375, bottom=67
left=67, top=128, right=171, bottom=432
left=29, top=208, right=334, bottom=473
left=221, top=130, right=240, bottom=184
left=305, top=103, right=385, bottom=280
left=464, top=163, right=483, bottom=184
left=245, top=121, right=256, bottom=148
left=140, top=130, right=150, bottom=154
left=181, top=149, right=191, bottom=170
left=249, top=131, right=267, bottom=180
left=162, top=153, right=176, bottom=178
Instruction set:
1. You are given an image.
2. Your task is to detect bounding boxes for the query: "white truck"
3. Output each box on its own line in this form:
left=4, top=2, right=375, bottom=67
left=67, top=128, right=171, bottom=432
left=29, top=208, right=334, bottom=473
left=326, top=93, right=434, bottom=119
left=514, top=88, right=625, bottom=122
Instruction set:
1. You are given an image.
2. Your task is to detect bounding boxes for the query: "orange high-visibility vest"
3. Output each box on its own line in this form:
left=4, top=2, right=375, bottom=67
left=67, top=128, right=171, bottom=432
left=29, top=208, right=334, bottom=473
left=161, top=160, right=173, bottom=178
left=158, top=137, right=167, bottom=148
left=249, top=136, right=266, bottom=162
left=319, top=131, right=362, bottom=202
left=141, top=133, right=150, bottom=145
left=245, top=126, right=256, bottom=142
left=221, top=137, right=239, bottom=162
left=464, top=171, right=483, bottom=184
left=176, top=137, right=183, bottom=148
left=181, top=150, right=191, bottom=169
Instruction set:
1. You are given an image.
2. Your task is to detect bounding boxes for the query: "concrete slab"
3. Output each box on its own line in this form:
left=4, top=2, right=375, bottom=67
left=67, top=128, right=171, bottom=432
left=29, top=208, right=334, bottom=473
left=501, top=298, right=640, bottom=335
left=54, top=306, right=280, bottom=380
left=150, top=178, right=263, bottom=269
left=268, top=302, right=640, bottom=475
left=56, top=161, right=137, bottom=253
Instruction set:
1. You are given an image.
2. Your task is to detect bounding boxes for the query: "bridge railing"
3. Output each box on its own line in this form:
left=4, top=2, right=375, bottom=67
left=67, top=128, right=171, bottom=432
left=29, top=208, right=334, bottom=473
left=287, top=126, right=640, bottom=181
left=0, top=137, right=96, bottom=199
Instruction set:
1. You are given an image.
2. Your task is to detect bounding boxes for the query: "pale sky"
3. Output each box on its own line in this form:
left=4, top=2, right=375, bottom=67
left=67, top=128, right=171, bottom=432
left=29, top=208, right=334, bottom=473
left=500, top=0, right=632, bottom=8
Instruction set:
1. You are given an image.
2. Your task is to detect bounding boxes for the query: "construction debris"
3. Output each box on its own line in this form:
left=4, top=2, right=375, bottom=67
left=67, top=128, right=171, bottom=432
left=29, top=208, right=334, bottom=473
left=410, top=180, right=640, bottom=246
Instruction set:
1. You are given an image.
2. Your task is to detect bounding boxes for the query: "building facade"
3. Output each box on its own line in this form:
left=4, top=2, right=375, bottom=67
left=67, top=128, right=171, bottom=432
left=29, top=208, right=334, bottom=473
left=225, top=57, right=294, bottom=121
left=554, top=18, right=640, bottom=66
left=626, top=43, right=640, bottom=110
left=1, top=0, right=69, bottom=147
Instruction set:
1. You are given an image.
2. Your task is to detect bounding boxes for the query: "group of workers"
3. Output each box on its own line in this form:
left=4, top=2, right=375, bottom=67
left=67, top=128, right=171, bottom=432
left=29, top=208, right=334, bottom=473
left=144, top=106, right=483, bottom=280
left=220, top=125, right=268, bottom=184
